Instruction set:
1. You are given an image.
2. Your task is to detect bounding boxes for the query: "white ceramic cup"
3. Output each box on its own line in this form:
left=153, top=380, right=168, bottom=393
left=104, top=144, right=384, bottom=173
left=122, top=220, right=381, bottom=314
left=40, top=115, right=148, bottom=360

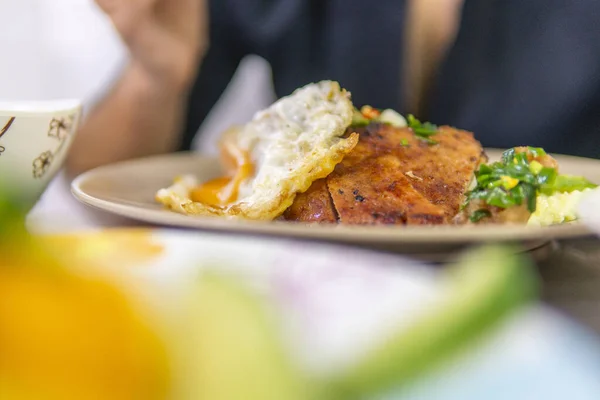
left=0, top=99, right=83, bottom=207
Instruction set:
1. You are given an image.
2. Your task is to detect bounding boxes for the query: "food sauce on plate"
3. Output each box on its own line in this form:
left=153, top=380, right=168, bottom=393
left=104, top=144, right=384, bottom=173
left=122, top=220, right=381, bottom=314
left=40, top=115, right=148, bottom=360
left=190, top=140, right=253, bottom=206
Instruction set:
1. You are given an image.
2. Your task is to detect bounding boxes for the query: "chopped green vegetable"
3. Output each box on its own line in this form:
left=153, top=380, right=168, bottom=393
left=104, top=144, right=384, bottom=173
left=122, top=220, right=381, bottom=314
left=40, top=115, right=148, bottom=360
left=501, top=146, right=546, bottom=164
left=540, top=174, right=598, bottom=195
left=352, top=108, right=370, bottom=126
left=465, top=148, right=558, bottom=215
left=500, top=148, right=515, bottom=164
left=469, top=209, right=492, bottom=222
left=407, top=114, right=438, bottom=145
left=528, top=147, right=547, bottom=158
left=464, top=146, right=598, bottom=221
left=400, top=138, right=410, bottom=147
left=529, top=160, right=543, bottom=175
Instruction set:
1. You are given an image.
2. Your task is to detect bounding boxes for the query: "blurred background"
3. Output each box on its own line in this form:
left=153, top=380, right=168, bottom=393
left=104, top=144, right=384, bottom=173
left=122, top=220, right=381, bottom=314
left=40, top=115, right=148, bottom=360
left=0, top=0, right=275, bottom=225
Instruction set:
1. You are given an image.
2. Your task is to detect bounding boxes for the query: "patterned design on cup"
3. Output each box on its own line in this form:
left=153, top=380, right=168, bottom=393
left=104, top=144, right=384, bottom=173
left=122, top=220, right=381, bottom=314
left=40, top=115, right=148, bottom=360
left=0, top=116, right=15, bottom=138
left=31, top=113, right=78, bottom=179
left=48, top=116, right=74, bottom=141
left=33, top=151, right=54, bottom=179
left=0, top=117, right=15, bottom=156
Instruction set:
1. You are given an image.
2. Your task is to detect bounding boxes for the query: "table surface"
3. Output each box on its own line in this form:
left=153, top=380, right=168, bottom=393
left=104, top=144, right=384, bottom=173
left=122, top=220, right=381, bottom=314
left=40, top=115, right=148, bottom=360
left=538, top=238, right=600, bottom=334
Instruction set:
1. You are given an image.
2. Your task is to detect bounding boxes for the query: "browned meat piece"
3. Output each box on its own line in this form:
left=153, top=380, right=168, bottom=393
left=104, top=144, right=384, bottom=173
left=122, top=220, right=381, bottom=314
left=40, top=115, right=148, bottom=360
left=401, top=126, right=486, bottom=218
left=327, top=155, right=445, bottom=225
left=283, top=179, right=337, bottom=223
left=344, top=124, right=484, bottom=219
left=284, top=123, right=484, bottom=225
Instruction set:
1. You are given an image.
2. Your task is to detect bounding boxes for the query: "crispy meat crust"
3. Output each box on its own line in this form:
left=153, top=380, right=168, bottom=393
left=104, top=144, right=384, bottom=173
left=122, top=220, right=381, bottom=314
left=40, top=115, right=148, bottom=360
left=283, top=178, right=337, bottom=223
left=285, top=123, right=484, bottom=225
left=327, top=155, right=446, bottom=225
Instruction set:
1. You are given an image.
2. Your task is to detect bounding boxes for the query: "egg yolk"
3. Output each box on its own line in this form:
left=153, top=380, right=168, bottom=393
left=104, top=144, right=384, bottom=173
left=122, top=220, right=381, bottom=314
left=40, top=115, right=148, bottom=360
left=190, top=142, right=254, bottom=206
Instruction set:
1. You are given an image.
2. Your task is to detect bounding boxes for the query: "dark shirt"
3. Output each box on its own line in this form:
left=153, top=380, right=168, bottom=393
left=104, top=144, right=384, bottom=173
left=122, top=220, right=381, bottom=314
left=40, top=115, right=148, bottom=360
left=182, top=0, right=600, bottom=158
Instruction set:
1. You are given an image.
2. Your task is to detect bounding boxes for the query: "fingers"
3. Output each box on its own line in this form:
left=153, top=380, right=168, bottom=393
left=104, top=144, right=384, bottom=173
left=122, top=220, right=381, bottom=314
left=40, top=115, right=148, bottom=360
left=95, top=0, right=157, bottom=14
left=154, top=0, right=209, bottom=54
left=95, top=0, right=158, bottom=43
left=94, top=0, right=117, bottom=14
left=94, top=0, right=209, bottom=87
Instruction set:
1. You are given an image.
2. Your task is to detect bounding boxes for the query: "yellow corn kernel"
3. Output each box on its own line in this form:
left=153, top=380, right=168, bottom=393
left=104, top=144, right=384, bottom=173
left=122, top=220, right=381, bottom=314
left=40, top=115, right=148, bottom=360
left=501, top=176, right=519, bottom=190
left=530, top=160, right=543, bottom=175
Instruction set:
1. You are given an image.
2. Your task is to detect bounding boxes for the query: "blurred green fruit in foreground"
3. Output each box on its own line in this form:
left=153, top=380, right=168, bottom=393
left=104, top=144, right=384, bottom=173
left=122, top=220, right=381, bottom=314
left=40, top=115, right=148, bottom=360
left=186, top=245, right=538, bottom=400
left=187, top=273, right=318, bottom=400
left=329, top=245, right=538, bottom=399
left=0, top=187, right=29, bottom=233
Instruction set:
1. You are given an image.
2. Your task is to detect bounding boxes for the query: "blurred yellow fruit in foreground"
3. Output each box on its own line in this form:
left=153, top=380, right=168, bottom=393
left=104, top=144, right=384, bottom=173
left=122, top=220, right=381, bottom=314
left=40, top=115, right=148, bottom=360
left=42, top=229, right=165, bottom=268
left=0, top=215, right=170, bottom=399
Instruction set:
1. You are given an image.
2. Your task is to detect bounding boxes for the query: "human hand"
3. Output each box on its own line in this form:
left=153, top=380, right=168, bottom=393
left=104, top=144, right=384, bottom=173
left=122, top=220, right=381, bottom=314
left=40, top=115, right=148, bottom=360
left=96, top=0, right=208, bottom=91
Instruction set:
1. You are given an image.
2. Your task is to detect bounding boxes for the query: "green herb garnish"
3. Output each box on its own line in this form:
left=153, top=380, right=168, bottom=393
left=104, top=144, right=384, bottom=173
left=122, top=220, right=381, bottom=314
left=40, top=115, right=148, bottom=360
left=400, top=138, right=410, bottom=147
left=540, top=174, right=598, bottom=195
left=352, top=108, right=370, bottom=127
left=465, top=148, right=557, bottom=214
left=464, top=147, right=598, bottom=221
left=407, top=114, right=438, bottom=145
left=501, top=146, right=546, bottom=164
left=469, top=209, right=492, bottom=222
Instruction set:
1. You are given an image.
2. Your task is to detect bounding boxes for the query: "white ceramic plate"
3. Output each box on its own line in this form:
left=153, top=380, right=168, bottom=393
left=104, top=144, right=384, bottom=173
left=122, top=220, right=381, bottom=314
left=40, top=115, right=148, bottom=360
left=577, top=188, right=600, bottom=237
left=71, top=150, right=600, bottom=258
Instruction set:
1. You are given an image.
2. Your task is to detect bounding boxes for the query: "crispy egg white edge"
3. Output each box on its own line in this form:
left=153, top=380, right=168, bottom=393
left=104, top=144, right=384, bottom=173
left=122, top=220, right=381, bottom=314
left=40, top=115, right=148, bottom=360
left=156, top=80, right=357, bottom=220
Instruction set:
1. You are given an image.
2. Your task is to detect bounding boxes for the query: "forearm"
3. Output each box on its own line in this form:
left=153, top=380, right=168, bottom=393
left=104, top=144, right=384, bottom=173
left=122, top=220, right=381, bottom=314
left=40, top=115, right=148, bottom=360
left=66, top=63, right=191, bottom=177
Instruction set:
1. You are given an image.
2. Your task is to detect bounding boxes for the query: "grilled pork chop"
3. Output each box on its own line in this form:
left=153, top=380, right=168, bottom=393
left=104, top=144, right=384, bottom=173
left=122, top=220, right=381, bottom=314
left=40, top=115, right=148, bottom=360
left=284, top=123, right=484, bottom=225
left=283, top=178, right=337, bottom=223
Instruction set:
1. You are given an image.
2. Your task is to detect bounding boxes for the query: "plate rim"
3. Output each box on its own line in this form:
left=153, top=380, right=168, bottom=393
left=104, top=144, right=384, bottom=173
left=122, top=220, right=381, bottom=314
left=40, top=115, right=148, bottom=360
left=70, top=150, right=596, bottom=245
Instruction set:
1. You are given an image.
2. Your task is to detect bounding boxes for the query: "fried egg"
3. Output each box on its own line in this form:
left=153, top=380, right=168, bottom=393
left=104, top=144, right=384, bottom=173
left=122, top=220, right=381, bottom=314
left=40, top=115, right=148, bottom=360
left=156, top=81, right=359, bottom=220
